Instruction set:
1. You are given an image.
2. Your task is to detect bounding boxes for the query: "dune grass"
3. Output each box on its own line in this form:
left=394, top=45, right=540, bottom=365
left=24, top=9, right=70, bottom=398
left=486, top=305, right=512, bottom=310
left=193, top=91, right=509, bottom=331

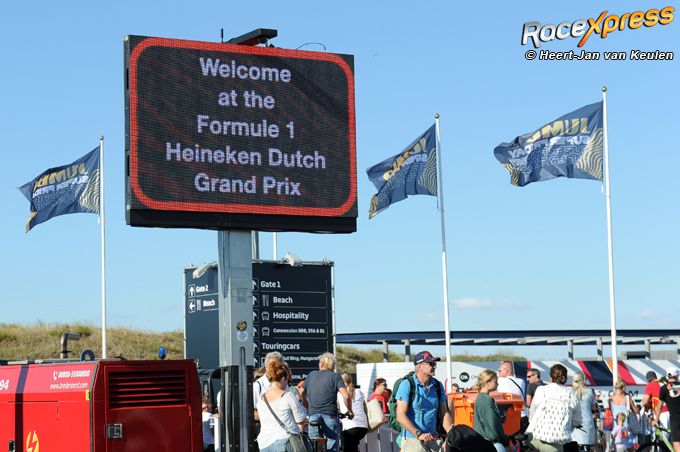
left=1, top=323, right=524, bottom=372
left=0, top=322, right=182, bottom=361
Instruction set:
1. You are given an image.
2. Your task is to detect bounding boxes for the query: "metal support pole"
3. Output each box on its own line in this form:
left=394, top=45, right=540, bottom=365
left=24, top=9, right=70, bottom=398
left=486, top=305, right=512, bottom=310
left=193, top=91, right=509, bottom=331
left=273, top=232, right=278, bottom=260
left=382, top=341, right=389, bottom=363
left=217, top=230, right=254, bottom=452
left=568, top=340, right=574, bottom=360
left=251, top=232, right=259, bottom=260
left=596, top=338, right=603, bottom=361
left=404, top=340, right=411, bottom=362
left=645, top=340, right=651, bottom=358
left=676, top=339, right=680, bottom=360
left=331, top=264, right=337, bottom=355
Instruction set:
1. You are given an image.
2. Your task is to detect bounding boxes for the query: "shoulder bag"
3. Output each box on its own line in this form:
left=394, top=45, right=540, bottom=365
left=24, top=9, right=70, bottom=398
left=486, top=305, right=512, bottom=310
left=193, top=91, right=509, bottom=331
left=262, top=393, right=314, bottom=452
left=602, top=407, right=613, bottom=431
left=367, top=398, right=384, bottom=430
left=625, top=395, right=642, bottom=434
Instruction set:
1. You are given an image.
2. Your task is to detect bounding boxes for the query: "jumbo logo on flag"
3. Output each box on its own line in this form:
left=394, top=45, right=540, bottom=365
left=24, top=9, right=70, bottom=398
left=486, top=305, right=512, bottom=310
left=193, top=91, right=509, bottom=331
left=18, top=147, right=100, bottom=232
left=494, top=102, right=604, bottom=187
left=366, top=124, right=438, bottom=218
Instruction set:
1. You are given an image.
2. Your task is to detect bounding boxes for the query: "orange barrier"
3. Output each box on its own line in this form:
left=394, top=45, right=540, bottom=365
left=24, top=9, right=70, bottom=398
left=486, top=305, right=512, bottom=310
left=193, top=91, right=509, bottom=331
left=449, top=391, right=524, bottom=435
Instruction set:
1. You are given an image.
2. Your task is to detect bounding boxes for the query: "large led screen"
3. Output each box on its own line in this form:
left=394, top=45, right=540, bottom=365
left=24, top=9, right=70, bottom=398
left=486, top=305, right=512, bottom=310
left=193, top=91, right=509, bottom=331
left=125, top=36, right=357, bottom=232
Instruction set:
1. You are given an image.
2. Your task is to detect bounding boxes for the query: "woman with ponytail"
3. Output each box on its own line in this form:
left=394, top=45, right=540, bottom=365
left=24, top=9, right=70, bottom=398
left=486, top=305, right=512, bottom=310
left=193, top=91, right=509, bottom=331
left=337, top=373, right=368, bottom=452
left=473, top=369, right=509, bottom=451
left=571, top=372, right=597, bottom=449
left=256, top=361, right=308, bottom=452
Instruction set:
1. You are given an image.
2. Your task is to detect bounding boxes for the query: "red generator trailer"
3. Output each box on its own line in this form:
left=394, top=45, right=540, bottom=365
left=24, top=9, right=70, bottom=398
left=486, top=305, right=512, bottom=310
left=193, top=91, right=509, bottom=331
left=0, top=359, right=202, bottom=452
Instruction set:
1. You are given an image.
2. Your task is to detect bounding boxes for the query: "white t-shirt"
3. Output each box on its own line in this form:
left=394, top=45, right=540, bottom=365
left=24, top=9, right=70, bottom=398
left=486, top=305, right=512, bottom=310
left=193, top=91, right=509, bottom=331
left=527, top=383, right=581, bottom=444
left=497, top=375, right=527, bottom=416
left=202, top=411, right=215, bottom=446
left=337, top=388, right=368, bottom=430
left=497, top=375, right=526, bottom=398
left=253, top=374, right=272, bottom=408
left=256, top=390, right=308, bottom=449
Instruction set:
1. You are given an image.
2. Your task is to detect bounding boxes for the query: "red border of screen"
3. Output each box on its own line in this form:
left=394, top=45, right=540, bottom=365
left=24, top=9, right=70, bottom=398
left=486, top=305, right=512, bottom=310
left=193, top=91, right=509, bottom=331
left=129, top=37, right=357, bottom=216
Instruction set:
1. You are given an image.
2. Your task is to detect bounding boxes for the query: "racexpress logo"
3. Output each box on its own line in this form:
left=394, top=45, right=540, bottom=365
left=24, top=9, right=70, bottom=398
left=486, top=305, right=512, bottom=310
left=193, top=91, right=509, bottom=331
left=522, top=6, right=675, bottom=48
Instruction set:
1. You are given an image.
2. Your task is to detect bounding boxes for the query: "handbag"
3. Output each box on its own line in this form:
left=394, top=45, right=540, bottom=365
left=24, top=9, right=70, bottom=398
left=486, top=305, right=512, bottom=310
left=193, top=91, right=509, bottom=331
left=625, top=396, right=643, bottom=434
left=285, top=433, right=313, bottom=452
left=367, top=398, right=384, bottom=430
left=603, top=407, right=613, bottom=431
left=262, top=394, right=314, bottom=452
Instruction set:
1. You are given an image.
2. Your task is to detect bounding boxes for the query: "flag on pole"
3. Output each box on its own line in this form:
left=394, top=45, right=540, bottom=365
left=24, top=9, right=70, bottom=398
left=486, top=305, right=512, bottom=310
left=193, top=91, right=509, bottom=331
left=494, top=102, right=604, bottom=187
left=366, top=125, right=438, bottom=218
left=18, top=147, right=100, bottom=232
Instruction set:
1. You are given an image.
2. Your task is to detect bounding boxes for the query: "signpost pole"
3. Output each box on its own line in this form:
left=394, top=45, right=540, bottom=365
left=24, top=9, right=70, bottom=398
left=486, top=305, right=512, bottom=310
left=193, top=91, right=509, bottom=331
left=217, top=230, right=254, bottom=452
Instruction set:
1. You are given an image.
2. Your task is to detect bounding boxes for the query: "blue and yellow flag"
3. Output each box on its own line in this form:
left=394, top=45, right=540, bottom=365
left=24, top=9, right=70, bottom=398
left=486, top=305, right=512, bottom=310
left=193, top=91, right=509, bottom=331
left=366, top=125, right=438, bottom=219
left=18, top=147, right=100, bottom=232
left=494, top=102, right=603, bottom=187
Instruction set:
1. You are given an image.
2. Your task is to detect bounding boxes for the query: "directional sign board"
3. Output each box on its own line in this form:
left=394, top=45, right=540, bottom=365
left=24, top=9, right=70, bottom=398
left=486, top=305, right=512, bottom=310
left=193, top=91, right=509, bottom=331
left=184, top=266, right=220, bottom=369
left=252, top=262, right=333, bottom=381
left=184, top=261, right=333, bottom=380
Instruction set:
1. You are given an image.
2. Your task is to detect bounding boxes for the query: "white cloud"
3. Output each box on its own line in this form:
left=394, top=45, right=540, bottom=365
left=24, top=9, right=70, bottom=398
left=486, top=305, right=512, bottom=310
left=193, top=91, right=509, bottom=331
left=453, top=298, right=527, bottom=311
left=454, top=298, right=492, bottom=309
left=637, top=309, right=657, bottom=319
left=636, top=309, right=673, bottom=326
left=417, top=312, right=440, bottom=323
left=413, top=298, right=527, bottom=323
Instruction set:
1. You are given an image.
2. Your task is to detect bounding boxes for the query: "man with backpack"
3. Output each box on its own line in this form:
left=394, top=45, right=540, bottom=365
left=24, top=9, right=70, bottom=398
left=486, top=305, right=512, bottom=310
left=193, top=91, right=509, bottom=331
left=394, top=351, right=453, bottom=451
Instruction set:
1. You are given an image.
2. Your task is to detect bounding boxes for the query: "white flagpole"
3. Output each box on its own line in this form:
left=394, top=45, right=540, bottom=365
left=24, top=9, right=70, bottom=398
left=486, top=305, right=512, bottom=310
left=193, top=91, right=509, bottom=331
left=602, top=87, right=618, bottom=384
left=435, top=114, right=453, bottom=388
left=99, top=135, right=108, bottom=359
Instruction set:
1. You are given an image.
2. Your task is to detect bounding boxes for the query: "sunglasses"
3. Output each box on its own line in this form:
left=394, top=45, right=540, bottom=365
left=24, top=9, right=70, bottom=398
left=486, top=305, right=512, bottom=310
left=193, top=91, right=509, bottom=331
left=426, top=362, right=437, bottom=368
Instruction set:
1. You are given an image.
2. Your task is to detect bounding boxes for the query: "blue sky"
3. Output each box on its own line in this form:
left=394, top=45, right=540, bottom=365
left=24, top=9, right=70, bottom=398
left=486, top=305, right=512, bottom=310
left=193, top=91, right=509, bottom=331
left=2, top=1, right=678, bottom=360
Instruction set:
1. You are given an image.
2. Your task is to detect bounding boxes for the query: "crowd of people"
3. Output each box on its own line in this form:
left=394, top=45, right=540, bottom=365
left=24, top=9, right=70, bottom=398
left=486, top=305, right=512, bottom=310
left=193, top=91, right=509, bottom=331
left=467, top=363, right=680, bottom=452
left=201, top=352, right=680, bottom=452
left=243, top=350, right=451, bottom=452
left=251, top=351, right=367, bottom=452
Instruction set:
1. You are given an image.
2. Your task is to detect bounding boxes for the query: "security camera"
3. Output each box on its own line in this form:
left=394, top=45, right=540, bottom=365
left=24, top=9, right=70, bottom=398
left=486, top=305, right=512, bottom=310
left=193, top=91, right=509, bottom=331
left=193, top=262, right=216, bottom=279
left=281, top=252, right=302, bottom=266
left=227, top=28, right=278, bottom=46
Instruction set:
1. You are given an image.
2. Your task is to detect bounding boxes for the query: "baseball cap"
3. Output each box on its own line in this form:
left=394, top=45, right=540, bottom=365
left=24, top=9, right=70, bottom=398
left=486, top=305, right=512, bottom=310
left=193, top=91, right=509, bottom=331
left=646, top=371, right=658, bottom=381
left=414, top=351, right=441, bottom=365
left=667, top=367, right=680, bottom=378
